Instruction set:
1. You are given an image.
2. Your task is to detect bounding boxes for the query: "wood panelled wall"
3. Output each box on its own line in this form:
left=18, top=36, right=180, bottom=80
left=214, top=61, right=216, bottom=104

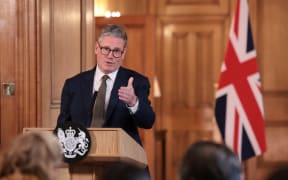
left=155, top=1, right=230, bottom=179
left=246, top=1, right=288, bottom=179
left=0, top=0, right=19, bottom=147
left=40, top=0, right=95, bottom=127
left=153, top=0, right=288, bottom=180
left=1, top=0, right=288, bottom=180
left=0, top=0, right=38, bottom=148
left=157, top=16, right=226, bottom=179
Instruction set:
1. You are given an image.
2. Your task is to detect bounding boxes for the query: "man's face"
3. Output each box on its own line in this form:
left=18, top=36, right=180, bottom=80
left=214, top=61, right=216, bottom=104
left=95, top=36, right=126, bottom=74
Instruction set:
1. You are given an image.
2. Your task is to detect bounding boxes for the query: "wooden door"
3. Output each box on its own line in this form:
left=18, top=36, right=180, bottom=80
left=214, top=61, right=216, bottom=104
left=156, top=16, right=225, bottom=180
left=0, top=0, right=19, bottom=148
left=39, top=0, right=95, bottom=128
left=0, top=0, right=38, bottom=148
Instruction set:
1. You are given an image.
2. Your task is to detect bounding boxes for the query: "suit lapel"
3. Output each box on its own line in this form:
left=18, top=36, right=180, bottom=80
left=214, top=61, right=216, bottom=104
left=82, top=68, right=95, bottom=113
left=106, top=68, right=127, bottom=121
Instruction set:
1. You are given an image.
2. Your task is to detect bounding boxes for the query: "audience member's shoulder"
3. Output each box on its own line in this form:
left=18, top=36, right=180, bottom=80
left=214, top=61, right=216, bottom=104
left=102, top=162, right=149, bottom=180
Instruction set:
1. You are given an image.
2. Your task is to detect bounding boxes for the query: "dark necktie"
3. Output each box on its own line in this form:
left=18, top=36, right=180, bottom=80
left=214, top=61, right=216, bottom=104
left=91, top=75, right=109, bottom=127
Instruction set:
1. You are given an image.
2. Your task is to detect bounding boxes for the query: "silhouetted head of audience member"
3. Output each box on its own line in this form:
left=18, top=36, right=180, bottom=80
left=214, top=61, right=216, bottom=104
left=179, top=140, right=242, bottom=180
left=0, top=132, right=63, bottom=180
left=102, top=161, right=150, bottom=180
left=266, top=166, right=288, bottom=180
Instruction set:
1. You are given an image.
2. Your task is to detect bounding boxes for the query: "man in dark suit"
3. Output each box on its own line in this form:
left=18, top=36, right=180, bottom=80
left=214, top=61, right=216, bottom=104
left=57, top=24, right=155, bottom=145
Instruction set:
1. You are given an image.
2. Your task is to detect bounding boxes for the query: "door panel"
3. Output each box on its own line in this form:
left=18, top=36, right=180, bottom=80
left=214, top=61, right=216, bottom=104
left=157, top=16, right=225, bottom=180
left=40, top=0, right=95, bottom=127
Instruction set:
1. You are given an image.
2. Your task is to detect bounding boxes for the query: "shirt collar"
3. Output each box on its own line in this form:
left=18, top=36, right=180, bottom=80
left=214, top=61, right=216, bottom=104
left=95, top=66, right=118, bottom=82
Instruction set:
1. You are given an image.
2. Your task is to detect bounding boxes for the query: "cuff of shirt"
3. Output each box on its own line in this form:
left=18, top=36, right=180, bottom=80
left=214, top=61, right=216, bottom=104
left=127, top=98, right=139, bottom=114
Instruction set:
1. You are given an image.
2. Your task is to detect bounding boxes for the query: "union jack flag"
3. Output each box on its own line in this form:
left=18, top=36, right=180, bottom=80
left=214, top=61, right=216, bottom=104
left=215, top=0, right=266, bottom=160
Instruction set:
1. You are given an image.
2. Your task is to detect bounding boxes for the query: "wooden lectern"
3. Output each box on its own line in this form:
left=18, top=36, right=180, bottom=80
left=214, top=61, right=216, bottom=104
left=23, top=128, right=148, bottom=180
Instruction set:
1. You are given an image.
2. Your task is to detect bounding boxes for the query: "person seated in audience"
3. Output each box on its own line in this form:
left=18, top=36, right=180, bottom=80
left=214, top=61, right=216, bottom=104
left=179, top=140, right=242, bottom=180
left=102, top=161, right=150, bottom=180
left=0, top=132, right=63, bottom=180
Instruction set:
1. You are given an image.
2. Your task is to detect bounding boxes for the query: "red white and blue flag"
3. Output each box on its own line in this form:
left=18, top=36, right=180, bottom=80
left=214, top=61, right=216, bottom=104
left=215, top=0, right=266, bottom=160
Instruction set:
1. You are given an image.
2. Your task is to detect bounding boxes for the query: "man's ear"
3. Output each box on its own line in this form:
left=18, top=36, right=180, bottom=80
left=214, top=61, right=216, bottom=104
left=95, top=43, right=99, bottom=54
left=122, top=48, right=127, bottom=56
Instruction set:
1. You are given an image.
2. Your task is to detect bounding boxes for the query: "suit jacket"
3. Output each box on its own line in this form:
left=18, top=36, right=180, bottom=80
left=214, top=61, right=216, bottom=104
left=57, top=66, right=155, bottom=145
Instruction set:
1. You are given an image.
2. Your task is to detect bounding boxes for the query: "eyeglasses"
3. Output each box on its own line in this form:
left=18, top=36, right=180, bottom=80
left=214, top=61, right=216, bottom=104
left=98, top=43, right=124, bottom=58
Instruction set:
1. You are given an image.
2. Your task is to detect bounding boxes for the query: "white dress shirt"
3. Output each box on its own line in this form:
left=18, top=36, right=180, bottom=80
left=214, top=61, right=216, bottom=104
left=93, top=66, right=138, bottom=114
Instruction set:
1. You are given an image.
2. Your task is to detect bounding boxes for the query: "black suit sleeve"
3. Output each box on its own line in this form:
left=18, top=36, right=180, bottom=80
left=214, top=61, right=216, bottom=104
left=57, top=79, right=73, bottom=126
left=132, top=76, right=155, bottom=129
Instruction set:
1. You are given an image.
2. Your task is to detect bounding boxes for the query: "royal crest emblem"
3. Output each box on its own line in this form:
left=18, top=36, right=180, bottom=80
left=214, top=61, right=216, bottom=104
left=55, top=121, right=91, bottom=163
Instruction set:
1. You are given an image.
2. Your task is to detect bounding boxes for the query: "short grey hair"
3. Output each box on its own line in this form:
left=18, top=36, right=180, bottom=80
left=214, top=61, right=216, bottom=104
left=98, top=24, right=128, bottom=48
